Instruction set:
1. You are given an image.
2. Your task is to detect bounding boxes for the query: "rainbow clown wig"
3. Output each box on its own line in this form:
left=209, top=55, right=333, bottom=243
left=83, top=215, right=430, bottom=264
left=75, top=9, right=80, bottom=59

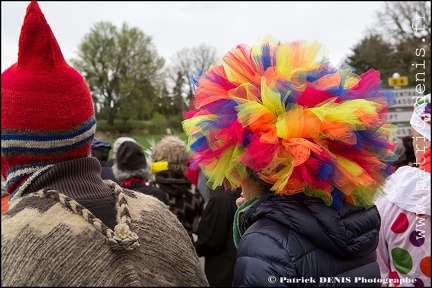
left=182, top=37, right=397, bottom=208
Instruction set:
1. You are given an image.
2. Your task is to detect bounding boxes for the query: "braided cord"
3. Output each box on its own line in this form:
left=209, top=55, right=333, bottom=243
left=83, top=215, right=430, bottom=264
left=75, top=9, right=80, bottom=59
left=107, top=180, right=133, bottom=228
left=35, top=180, right=140, bottom=251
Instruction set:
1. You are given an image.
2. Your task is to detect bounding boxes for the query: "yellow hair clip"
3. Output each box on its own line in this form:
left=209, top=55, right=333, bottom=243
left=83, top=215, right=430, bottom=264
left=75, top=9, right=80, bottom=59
left=151, top=161, right=169, bottom=173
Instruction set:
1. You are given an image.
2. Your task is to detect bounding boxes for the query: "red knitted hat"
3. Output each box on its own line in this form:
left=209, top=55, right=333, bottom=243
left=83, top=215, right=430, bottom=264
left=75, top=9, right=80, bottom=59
left=1, top=1, right=96, bottom=197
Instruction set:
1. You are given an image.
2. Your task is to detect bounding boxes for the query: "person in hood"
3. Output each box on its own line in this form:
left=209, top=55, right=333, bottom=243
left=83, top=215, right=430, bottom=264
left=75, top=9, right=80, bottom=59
left=113, top=140, right=169, bottom=206
left=107, top=136, right=137, bottom=166
left=182, top=37, right=397, bottom=286
left=0, top=2, right=208, bottom=286
left=392, top=134, right=416, bottom=171
left=150, top=135, right=204, bottom=242
left=376, top=94, right=431, bottom=287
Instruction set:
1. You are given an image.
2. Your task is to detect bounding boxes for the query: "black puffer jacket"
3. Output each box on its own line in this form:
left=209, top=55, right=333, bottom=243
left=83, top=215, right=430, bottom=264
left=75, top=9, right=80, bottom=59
left=233, top=193, right=381, bottom=287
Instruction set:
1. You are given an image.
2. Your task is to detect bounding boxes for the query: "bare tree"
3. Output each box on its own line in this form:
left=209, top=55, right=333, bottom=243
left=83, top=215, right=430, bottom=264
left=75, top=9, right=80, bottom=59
left=167, top=44, right=217, bottom=106
left=354, top=1, right=431, bottom=93
left=375, top=1, right=430, bottom=43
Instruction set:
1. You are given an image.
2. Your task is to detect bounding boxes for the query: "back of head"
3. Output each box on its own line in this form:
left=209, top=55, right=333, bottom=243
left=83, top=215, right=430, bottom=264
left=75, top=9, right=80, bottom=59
left=114, top=141, right=148, bottom=182
left=1, top=1, right=95, bottom=198
left=401, top=135, right=415, bottom=164
left=152, top=136, right=188, bottom=172
left=183, top=37, right=397, bottom=208
left=112, top=137, right=137, bottom=160
left=116, top=141, right=147, bottom=172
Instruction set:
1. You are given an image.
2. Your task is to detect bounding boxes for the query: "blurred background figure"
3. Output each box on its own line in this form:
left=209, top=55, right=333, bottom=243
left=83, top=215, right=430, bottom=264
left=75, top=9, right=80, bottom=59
left=107, top=136, right=137, bottom=166
left=185, top=158, right=209, bottom=207
left=197, top=171, right=210, bottom=207
left=150, top=135, right=204, bottom=242
left=184, top=158, right=200, bottom=192
left=113, top=141, right=169, bottom=205
left=392, top=135, right=416, bottom=171
left=91, top=138, right=119, bottom=184
left=194, top=186, right=241, bottom=287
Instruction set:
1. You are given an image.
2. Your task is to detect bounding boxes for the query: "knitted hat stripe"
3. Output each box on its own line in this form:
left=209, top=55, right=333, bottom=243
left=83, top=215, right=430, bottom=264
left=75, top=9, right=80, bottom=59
left=9, top=165, right=54, bottom=200
left=2, top=117, right=97, bottom=140
left=6, top=165, right=46, bottom=189
left=1, top=117, right=96, bottom=155
left=1, top=134, right=94, bottom=156
left=2, top=116, right=95, bottom=196
left=7, top=162, right=54, bottom=174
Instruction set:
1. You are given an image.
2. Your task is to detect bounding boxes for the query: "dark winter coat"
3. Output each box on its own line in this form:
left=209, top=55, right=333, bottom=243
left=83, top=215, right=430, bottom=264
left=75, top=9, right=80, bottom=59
left=124, top=182, right=170, bottom=206
left=233, top=193, right=381, bottom=287
left=195, top=187, right=241, bottom=287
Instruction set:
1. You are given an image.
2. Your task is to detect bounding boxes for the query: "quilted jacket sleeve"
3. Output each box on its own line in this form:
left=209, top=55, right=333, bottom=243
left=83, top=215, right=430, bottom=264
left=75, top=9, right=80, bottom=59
left=233, top=218, right=297, bottom=287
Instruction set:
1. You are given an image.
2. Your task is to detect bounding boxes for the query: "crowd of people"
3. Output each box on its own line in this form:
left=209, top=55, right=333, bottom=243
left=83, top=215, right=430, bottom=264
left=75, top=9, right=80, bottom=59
left=1, top=1, right=430, bottom=287
left=0, top=2, right=207, bottom=287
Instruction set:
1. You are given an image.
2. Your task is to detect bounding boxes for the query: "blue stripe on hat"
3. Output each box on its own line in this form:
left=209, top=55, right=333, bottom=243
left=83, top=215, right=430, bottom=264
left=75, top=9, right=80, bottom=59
left=1, top=117, right=96, bottom=141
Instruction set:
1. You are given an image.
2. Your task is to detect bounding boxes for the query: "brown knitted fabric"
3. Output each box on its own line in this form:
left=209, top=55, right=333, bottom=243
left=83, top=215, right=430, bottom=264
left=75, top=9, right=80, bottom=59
left=151, top=135, right=189, bottom=172
left=1, top=181, right=209, bottom=287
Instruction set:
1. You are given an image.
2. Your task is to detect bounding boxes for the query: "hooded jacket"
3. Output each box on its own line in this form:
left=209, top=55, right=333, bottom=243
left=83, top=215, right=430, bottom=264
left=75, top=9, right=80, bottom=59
left=233, top=193, right=381, bottom=287
left=376, top=161, right=431, bottom=287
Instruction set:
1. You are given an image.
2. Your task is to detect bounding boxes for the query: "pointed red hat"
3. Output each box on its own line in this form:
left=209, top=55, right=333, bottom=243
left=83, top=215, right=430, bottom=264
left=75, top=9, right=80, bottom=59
left=1, top=1, right=96, bottom=197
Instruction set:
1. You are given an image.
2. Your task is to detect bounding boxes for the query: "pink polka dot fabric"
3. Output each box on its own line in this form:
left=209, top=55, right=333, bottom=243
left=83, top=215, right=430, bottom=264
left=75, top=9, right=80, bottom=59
left=376, top=169, right=431, bottom=288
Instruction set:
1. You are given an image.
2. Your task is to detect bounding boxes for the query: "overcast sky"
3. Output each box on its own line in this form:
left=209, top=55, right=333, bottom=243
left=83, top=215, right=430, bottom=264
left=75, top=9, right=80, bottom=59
left=1, top=1, right=386, bottom=72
